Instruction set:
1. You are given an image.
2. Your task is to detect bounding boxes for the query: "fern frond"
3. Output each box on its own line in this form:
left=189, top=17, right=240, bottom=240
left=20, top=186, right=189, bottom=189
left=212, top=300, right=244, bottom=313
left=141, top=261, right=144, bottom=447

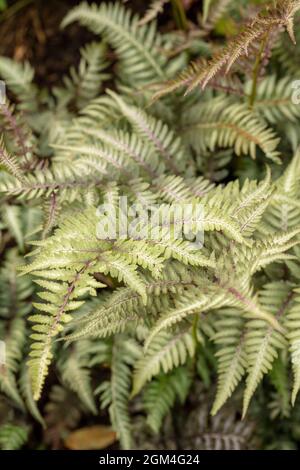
left=19, top=366, right=45, bottom=427
left=263, top=148, right=300, bottom=231
left=23, top=210, right=113, bottom=399
left=25, top=207, right=209, bottom=398
left=143, top=288, right=225, bottom=351
left=109, top=91, right=186, bottom=174
left=62, top=2, right=166, bottom=86
left=152, top=0, right=300, bottom=98
left=181, top=98, right=280, bottom=162
left=58, top=41, right=110, bottom=109
left=132, top=327, right=195, bottom=395
left=97, top=336, right=140, bottom=449
left=248, top=75, right=300, bottom=124
left=0, top=136, right=24, bottom=181
left=78, top=126, right=161, bottom=178
left=143, top=366, right=191, bottom=433
left=242, top=282, right=292, bottom=416
left=59, top=344, right=97, bottom=414
left=0, top=164, right=107, bottom=201
left=0, top=56, right=37, bottom=110
left=211, top=308, right=247, bottom=415
left=0, top=424, right=28, bottom=450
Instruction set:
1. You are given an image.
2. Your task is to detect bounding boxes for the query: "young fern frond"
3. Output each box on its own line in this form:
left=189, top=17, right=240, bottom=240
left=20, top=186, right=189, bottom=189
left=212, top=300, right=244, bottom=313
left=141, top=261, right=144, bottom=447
left=0, top=57, right=37, bottom=111
left=212, top=308, right=247, bottom=416
left=201, top=0, right=233, bottom=32
left=19, top=366, right=45, bottom=427
left=57, top=42, right=110, bottom=109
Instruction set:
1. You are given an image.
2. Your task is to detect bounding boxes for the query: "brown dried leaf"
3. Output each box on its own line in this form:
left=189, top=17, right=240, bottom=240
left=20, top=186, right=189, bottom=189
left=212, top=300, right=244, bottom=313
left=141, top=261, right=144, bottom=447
left=64, top=425, right=117, bottom=450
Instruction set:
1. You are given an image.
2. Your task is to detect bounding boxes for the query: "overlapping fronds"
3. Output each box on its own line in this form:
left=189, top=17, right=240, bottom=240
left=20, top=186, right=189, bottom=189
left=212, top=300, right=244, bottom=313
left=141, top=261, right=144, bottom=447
left=181, top=97, right=281, bottom=162
left=62, top=1, right=167, bottom=86
left=152, top=0, right=300, bottom=99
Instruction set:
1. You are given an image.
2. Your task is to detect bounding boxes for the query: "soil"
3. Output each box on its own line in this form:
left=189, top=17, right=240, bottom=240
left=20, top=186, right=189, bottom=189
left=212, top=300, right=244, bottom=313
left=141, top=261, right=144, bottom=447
left=0, top=0, right=197, bottom=89
left=0, top=0, right=109, bottom=88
